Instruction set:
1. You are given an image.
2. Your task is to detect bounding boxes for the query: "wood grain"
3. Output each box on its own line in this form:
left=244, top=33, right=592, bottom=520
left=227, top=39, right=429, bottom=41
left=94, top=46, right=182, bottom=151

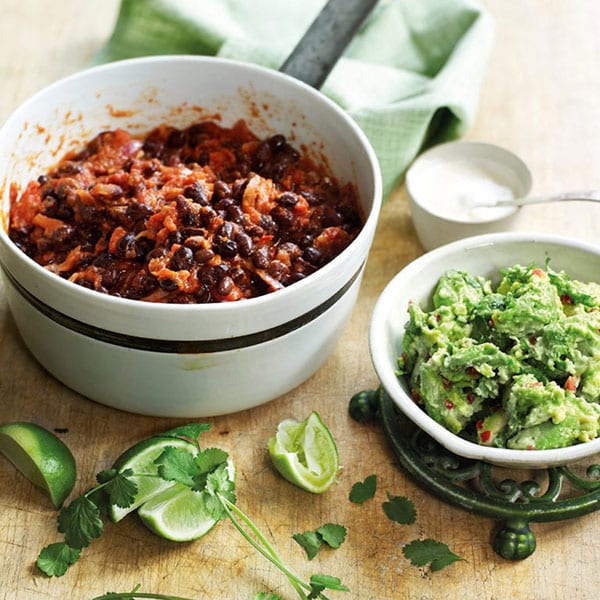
left=1, top=1, right=600, bottom=599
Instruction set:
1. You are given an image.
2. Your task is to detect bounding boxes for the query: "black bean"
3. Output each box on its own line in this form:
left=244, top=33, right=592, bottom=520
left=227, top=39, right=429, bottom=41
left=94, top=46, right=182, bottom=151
left=194, top=248, right=215, bottom=264
left=230, top=179, right=248, bottom=199
left=314, top=204, right=343, bottom=227
left=52, top=161, right=83, bottom=177
left=167, top=129, right=186, bottom=148
left=271, top=206, right=293, bottom=228
left=198, top=206, right=218, bottom=228
left=303, top=246, right=323, bottom=266
left=126, top=202, right=153, bottom=223
left=166, top=230, right=185, bottom=246
left=215, top=197, right=235, bottom=211
left=37, top=175, right=49, bottom=185
left=183, top=183, right=209, bottom=205
left=217, top=238, right=238, bottom=258
left=200, top=265, right=216, bottom=286
left=289, top=271, right=307, bottom=283
left=259, top=214, right=276, bottom=233
left=253, top=141, right=271, bottom=171
left=268, top=134, right=286, bottom=151
left=235, top=231, right=253, bottom=257
left=245, top=224, right=264, bottom=239
left=195, top=285, right=211, bottom=303
left=184, top=235, right=206, bottom=250
left=176, top=195, right=200, bottom=227
left=217, top=276, right=234, bottom=296
left=229, top=267, right=246, bottom=283
left=213, top=181, right=232, bottom=200
left=142, top=139, right=164, bottom=157
left=171, top=246, right=194, bottom=270
left=116, top=232, right=140, bottom=259
left=90, top=183, right=124, bottom=202
left=252, top=245, right=269, bottom=269
left=267, top=260, right=289, bottom=280
left=278, top=191, right=298, bottom=207
left=226, top=204, right=244, bottom=224
left=221, top=222, right=237, bottom=239
left=159, top=277, right=179, bottom=291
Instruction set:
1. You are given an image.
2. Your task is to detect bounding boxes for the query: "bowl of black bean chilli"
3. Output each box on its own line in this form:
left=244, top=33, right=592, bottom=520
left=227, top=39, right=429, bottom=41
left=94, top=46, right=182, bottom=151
left=0, top=55, right=382, bottom=416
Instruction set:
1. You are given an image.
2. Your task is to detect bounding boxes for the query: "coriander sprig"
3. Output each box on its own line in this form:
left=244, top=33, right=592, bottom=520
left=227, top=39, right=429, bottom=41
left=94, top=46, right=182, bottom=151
left=37, top=423, right=348, bottom=599
left=37, top=468, right=139, bottom=576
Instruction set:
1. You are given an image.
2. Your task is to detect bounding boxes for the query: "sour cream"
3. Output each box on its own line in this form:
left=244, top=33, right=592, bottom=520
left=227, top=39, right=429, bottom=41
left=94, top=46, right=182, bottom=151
left=407, top=156, right=518, bottom=222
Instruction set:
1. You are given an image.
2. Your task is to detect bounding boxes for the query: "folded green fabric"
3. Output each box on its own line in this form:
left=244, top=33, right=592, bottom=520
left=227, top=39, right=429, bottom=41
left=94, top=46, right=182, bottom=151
left=95, top=0, right=493, bottom=197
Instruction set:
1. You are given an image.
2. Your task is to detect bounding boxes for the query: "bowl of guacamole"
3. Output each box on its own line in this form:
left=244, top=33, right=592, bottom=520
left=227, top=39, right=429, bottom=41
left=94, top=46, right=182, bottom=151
left=370, top=232, right=600, bottom=467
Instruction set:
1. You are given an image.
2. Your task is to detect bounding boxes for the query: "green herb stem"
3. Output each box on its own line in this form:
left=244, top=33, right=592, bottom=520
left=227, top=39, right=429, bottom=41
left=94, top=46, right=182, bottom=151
left=91, top=593, right=193, bottom=600
left=218, top=495, right=315, bottom=599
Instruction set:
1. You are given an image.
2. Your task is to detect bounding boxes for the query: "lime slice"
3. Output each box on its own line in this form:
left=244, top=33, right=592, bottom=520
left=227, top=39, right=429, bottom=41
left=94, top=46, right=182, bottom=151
left=137, top=460, right=235, bottom=542
left=109, top=435, right=198, bottom=522
left=268, top=411, right=339, bottom=494
left=0, top=422, right=76, bottom=508
left=137, top=484, right=219, bottom=542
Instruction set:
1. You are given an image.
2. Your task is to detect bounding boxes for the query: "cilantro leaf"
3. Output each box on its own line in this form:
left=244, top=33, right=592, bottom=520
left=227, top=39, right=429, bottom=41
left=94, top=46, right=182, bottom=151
left=36, top=542, right=81, bottom=577
left=192, top=448, right=229, bottom=491
left=402, top=538, right=464, bottom=571
left=204, top=464, right=236, bottom=520
left=96, top=468, right=118, bottom=484
left=57, top=496, right=103, bottom=548
left=293, top=530, right=322, bottom=560
left=159, top=423, right=211, bottom=444
left=309, top=574, right=349, bottom=595
left=349, top=474, right=377, bottom=504
left=154, top=446, right=199, bottom=488
left=254, top=594, right=283, bottom=600
left=382, top=493, right=416, bottom=525
left=195, top=447, right=229, bottom=474
left=316, top=523, right=347, bottom=549
left=101, top=470, right=138, bottom=508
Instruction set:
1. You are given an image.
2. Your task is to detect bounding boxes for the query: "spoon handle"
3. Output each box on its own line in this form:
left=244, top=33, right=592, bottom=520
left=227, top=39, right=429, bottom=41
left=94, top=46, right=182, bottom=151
left=495, top=190, right=600, bottom=207
left=279, top=0, right=379, bottom=89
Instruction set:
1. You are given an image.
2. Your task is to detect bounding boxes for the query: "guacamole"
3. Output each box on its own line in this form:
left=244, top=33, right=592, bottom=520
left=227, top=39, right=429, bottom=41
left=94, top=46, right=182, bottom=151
left=398, top=264, right=600, bottom=450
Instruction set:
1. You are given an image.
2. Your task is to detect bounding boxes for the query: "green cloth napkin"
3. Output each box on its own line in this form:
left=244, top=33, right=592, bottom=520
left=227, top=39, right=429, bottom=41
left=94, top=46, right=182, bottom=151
left=95, top=0, right=493, bottom=198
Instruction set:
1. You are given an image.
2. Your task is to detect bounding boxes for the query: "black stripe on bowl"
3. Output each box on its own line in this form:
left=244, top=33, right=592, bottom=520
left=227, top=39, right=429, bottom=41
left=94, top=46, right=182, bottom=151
left=3, top=263, right=364, bottom=353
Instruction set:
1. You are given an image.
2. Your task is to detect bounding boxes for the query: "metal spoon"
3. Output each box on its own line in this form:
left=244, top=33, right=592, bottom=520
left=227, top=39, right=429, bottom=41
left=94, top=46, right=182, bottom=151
left=472, top=189, right=600, bottom=209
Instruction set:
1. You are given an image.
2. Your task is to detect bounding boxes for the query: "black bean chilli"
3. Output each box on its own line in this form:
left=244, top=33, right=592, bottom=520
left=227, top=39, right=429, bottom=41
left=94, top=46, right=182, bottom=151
left=9, top=120, right=363, bottom=303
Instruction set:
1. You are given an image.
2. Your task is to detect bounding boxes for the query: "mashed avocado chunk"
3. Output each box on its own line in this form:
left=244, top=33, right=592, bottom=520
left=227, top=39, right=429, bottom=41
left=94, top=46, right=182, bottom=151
left=397, top=264, right=600, bottom=450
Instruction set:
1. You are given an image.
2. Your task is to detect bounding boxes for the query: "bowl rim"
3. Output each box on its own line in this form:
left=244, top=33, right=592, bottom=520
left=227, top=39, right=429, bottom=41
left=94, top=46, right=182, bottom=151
left=369, top=231, right=600, bottom=468
left=405, top=140, right=532, bottom=225
left=0, top=54, right=382, bottom=324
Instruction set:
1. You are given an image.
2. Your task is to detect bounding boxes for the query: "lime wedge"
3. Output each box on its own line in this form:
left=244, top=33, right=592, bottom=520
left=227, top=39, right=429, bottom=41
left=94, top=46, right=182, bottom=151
left=109, top=436, right=198, bottom=522
left=137, top=460, right=235, bottom=542
left=268, top=411, right=339, bottom=494
left=0, top=422, right=76, bottom=508
left=137, top=484, right=219, bottom=542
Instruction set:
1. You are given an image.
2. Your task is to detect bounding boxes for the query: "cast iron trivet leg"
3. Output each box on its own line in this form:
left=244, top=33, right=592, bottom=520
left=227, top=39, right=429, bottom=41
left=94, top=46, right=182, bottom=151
left=349, top=386, right=600, bottom=559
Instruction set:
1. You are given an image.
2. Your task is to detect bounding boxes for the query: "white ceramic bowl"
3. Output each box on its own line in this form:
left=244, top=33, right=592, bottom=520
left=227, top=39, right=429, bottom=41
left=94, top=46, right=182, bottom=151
left=0, top=56, right=382, bottom=417
left=406, top=141, right=532, bottom=251
left=370, top=232, right=600, bottom=468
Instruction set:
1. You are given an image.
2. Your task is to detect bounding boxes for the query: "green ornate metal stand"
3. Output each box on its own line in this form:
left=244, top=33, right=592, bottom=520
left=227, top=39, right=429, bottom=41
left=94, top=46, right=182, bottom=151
left=349, top=387, right=600, bottom=560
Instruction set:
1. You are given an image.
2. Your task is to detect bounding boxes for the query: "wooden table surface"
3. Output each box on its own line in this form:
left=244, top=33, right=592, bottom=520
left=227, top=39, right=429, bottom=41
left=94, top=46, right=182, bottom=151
left=2, top=1, right=600, bottom=599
